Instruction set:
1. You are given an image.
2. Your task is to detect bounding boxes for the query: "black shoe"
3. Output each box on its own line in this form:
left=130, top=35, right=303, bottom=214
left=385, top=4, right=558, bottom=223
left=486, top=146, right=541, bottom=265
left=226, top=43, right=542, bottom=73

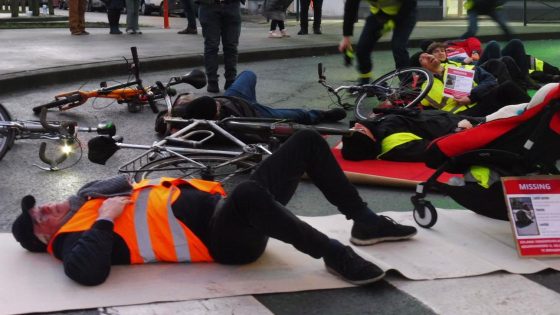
left=322, top=108, right=347, bottom=122
left=351, top=215, right=417, bottom=246
left=224, top=80, right=234, bottom=91
left=297, top=28, right=308, bottom=35
left=324, top=244, right=385, bottom=285
left=207, top=81, right=219, bottom=93
left=178, top=27, right=197, bottom=35
left=313, top=27, right=322, bottom=34
left=110, top=29, right=123, bottom=35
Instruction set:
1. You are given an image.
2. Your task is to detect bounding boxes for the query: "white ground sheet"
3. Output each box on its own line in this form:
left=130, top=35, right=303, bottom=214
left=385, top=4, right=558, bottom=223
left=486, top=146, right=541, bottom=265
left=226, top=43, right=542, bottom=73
left=1, top=209, right=559, bottom=314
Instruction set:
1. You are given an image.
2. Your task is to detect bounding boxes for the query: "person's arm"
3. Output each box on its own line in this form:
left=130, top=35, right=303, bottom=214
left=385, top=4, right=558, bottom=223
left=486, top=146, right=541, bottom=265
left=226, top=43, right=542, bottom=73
left=469, top=67, right=498, bottom=103
left=54, top=197, right=130, bottom=286
left=380, top=139, right=430, bottom=162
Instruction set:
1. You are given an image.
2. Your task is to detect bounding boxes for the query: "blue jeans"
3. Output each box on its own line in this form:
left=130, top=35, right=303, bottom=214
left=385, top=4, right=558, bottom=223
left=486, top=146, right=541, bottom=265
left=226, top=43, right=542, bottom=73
left=356, top=9, right=417, bottom=78
left=198, top=2, right=241, bottom=83
left=462, top=9, right=512, bottom=40
left=224, top=71, right=323, bottom=124
left=181, top=0, right=197, bottom=29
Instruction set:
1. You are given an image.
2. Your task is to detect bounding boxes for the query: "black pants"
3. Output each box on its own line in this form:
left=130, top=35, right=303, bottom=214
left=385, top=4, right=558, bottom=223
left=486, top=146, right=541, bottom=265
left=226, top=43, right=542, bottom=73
left=207, top=130, right=369, bottom=264
left=463, top=81, right=530, bottom=117
left=299, top=0, right=322, bottom=30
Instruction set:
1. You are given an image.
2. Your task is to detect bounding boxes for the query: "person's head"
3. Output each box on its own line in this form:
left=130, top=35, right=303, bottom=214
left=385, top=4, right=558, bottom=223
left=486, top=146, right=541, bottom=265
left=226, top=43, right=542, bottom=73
left=12, top=195, right=71, bottom=252
left=173, top=96, right=218, bottom=120
left=426, top=42, right=448, bottom=62
left=419, top=53, right=442, bottom=74
left=419, top=39, right=435, bottom=52
left=341, top=123, right=381, bottom=161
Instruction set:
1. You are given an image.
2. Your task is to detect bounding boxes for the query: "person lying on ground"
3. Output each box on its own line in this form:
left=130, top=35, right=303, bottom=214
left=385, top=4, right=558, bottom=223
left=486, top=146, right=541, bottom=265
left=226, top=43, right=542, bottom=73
left=156, top=70, right=346, bottom=134
left=411, top=52, right=530, bottom=116
left=424, top=41, right=529, bottom=91
left=340, top=83, right=557, bottom=163
left=12, top=129, right=416, bottom=286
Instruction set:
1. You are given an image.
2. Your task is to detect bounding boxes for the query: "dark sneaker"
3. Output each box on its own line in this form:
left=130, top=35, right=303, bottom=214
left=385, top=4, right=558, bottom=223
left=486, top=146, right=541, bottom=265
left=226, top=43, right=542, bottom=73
left=297, top=28, right=308, bottom=35
left=351, top=215, right=417, bottom=246
left=322, top=108, right=347, bottom=122
left=207, top=81, right=219, bottom=93
left=178, top=27, right=197, bottom=35
left=313, top=27, right=322, bottom=35
left=324, top=245, right=385, bottom=285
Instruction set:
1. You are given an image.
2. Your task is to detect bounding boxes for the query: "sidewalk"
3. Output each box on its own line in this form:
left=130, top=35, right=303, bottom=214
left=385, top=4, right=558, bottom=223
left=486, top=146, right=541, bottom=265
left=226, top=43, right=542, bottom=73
left=1, top=9, right=560, bottom=93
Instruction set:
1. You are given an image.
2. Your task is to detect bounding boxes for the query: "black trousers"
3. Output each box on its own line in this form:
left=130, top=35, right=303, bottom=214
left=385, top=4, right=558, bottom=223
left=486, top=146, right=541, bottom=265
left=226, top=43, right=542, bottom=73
left=207, top=130, right=369, bottom=264
left=463, top=81, right=530, bottom=117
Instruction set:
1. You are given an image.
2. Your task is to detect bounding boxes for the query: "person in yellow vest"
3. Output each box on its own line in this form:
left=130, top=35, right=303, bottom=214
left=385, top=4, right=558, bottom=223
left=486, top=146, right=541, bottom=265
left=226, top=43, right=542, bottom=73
left=11, top=130, right=417, bottom=286
left=461, top=0, right=512, bottom=41
left=339, top=0, right=418, bottom=85
left=414, top=52, right=529, bottom=116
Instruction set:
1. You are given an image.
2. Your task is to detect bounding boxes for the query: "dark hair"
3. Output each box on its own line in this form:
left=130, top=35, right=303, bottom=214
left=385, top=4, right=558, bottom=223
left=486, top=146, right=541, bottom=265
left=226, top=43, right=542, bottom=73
left=409, top=51, right=423, bottom=68
left=12, top=195, right=47, bottom=252
left=341, top=131, right=380, bottom=161
left=175, top=96, right=217, bottom=120
left=426, top=42, right=448, bottom=54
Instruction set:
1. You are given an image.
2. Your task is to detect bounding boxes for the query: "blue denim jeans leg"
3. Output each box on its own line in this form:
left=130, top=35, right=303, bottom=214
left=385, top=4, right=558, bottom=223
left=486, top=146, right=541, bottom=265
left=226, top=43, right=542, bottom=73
left=198, top=2, right=241, bottom=83
left=224, top=71, right=323, bottom=124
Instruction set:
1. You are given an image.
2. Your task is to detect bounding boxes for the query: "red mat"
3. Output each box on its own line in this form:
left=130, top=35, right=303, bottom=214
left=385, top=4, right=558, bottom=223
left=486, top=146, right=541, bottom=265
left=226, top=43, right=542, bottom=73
left=331, top=147, right=457, bottom=188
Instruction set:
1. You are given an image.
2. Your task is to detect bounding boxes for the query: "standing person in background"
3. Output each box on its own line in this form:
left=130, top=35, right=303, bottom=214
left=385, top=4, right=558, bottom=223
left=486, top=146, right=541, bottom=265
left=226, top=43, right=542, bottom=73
left=461, top=0, right=513, bottom=41
left=106, top=0, right=124, bottom=34
left=298, top=0, right=322, bottom=35
left=125, top=0, right=142, bottom=34
left=263, top=0, right=292, bottom=38
left=178, top=0, right=198, bottom=34
left=339, top=0, right=418, bottom=85
left=198, top=0, right=244, bottom=93
left=69, top=0, right=88, bottom=35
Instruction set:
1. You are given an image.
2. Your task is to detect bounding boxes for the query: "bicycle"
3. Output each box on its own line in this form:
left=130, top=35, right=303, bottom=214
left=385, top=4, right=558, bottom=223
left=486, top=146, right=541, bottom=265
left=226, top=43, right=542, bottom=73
left=317, top=63, right=434, bottom=121
left=31, top=47, right=207, bottom=115
left=0, top=103, right=116, bottom=170
left=88, top=77, right=352, bottom=189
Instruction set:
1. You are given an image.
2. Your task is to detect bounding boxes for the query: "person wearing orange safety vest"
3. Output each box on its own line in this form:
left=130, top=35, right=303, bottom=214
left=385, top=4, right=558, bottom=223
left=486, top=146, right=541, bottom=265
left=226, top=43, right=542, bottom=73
left=339, top=0, right=418, bottom=85
left=12, top=130, right=418, bottom=286
left=414, top=52, right=529, bottom=117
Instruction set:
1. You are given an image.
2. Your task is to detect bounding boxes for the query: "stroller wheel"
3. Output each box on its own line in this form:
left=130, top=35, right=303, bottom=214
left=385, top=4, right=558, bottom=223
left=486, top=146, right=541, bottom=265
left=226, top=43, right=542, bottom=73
left=413, top=201, right=438, bottom=228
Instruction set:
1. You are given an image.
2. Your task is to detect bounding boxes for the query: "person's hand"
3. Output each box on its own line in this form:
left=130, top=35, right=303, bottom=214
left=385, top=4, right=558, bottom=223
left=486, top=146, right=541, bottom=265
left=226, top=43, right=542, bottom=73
left=463, top=57, right=473, bottom=64
left=471, top=51, right=480, bottom=61
left=454, top=95, right=471, bottom=106
left=339, top=37, right=352, bottom=53
left=97, top=196, right=131, bottom=222
left=457, top=119, right=473, bottom=130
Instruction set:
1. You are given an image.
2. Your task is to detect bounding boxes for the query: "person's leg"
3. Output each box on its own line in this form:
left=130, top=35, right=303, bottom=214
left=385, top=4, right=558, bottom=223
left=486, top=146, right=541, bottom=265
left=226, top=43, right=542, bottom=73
left=298, top=0, right=310, bottom=34
left=499, top=56, right=526, bottom=88
left=312, top=0, right=323, bottom=33
left=270, top=19, right=278, bottom=31
left=132, top=0, right=140, bottom=31
left=501, top=39, right=529, bottom=74
left=184, top=0, right=197, bottom=29
left=125, top=0, right=135, bottom=32
left=473, top=81, right=530, bottom=116
left=199, top=4, right=221, bottom=86
left=489, top=9, right=513, bottom=41
left=278, top=20, right=285, bottom=31
left=78, top=0, right=87, bottom=32
left=478, top=40, right=501, bottom=65
left=479, top=59, right=513, bottom=85
left=221, top=2, right=241, bottom=89
left=391, top=8, right=417, bottom=69
left=224, top=70, right=257, bottom=102
left=68, top=0, right=81, bottom=34
left=248, top=103, right=324, bottom=124
left=356, top=14, right=383, bottom=84
left=461, top=10, right=479, bottom=39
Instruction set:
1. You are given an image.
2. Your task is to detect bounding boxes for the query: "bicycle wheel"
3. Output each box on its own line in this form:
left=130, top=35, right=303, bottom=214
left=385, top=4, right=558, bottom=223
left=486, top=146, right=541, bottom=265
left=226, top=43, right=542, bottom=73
left=354, top=67, right=434, bottom=121
left=0, top=103, right=16, bottom=161
left=133, top=154, right=259, bottom=190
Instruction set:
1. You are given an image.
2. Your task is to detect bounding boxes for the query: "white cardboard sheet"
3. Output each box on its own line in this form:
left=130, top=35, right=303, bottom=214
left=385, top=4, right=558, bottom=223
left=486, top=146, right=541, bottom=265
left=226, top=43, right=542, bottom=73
left=1, top=209, right=560, bottom=314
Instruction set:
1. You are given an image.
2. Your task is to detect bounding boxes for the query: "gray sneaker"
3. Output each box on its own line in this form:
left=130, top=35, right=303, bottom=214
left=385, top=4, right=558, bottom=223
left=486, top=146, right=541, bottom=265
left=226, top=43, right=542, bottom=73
left=324, top=245, right=385, bottom=285
left=351, top=215, right=417, bottom=246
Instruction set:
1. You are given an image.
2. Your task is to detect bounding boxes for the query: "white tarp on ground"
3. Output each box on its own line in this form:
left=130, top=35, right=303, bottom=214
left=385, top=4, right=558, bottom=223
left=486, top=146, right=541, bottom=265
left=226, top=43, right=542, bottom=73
left=1, top=209, right=559, bottom=315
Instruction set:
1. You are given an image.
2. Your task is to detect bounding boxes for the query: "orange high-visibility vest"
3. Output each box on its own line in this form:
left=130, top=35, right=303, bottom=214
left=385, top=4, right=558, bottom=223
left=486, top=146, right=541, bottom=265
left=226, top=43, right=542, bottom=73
left=47, top=177, right=226, bottom=264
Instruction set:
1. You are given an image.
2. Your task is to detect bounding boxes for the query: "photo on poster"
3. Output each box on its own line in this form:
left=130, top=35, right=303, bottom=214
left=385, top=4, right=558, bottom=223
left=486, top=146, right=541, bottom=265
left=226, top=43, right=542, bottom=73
left=509, top=197, right=540, bottom=236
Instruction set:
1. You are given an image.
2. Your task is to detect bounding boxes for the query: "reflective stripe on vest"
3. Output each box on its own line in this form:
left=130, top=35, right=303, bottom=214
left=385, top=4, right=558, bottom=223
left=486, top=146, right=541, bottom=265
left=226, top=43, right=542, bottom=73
left=47, top=177, right=225, bottom=263
left=528, top=56, right=544, bottom=74
left=369, top=0, right=402, bottom=15
left=377, top=132, right=422, bottom=158
left=420, top=65, right=477, bottom=114
left=464, top=165, right=500, bottom=189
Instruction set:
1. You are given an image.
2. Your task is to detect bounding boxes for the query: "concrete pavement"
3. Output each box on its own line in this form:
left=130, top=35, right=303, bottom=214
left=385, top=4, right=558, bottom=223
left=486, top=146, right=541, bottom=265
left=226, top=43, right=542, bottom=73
left=1, top=9, right=560, bottom=93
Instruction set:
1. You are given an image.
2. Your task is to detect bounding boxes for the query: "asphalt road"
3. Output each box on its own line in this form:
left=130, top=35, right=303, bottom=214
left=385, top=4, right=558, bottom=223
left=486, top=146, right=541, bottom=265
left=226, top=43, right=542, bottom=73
left=1, top=52, right=559, bottom=314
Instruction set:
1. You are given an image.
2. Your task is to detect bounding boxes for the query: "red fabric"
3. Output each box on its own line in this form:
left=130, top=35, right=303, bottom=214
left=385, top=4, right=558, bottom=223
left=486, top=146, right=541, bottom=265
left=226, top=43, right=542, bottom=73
left=447, top=37, right=482, bottom=56
left=332, top=147, right=457, bottom=183
left=436, top=85, right=560, bottom=158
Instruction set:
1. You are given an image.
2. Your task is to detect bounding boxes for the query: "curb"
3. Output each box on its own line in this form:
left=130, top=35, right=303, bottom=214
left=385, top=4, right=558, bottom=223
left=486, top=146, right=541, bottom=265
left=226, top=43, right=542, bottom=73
left=1, top=32, right=560, bottom=95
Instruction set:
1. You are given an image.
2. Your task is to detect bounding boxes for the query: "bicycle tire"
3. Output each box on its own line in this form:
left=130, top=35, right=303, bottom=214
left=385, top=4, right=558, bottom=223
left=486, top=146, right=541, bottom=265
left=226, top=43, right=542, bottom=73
left=354, top=67, right=434, bottom=121
left=133, top=154, right=259, bottom=190
left=0, top=103, right=16, bottom=161
left=32, top=95, right=81, bottom=115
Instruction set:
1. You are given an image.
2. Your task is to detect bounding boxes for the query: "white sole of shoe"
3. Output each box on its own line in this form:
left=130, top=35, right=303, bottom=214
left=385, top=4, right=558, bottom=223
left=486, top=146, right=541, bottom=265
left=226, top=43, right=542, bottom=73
left=325, top=266, right=386, bottom=285
left=349, top=231, right=418, bottom=246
